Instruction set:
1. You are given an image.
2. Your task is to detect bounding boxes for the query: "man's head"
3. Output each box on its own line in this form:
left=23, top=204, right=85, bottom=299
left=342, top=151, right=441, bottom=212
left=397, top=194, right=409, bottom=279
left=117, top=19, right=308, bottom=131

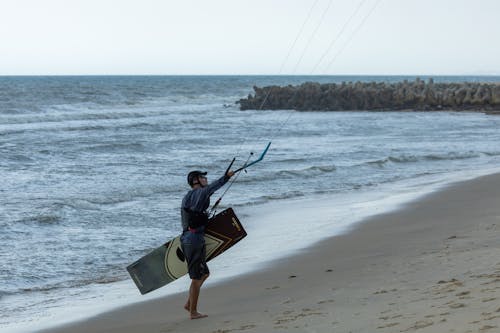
left=187, top=170, right=207, bottom=188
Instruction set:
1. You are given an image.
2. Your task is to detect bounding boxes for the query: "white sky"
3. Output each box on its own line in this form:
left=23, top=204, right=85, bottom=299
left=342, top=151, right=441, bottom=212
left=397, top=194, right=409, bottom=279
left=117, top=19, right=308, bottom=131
left=0, top=0, right=499, bottom=75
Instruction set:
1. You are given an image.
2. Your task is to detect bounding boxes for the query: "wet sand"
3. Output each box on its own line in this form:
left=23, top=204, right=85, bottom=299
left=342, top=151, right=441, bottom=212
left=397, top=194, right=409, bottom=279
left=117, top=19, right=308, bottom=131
left=39, top=173, right=500, bottom=333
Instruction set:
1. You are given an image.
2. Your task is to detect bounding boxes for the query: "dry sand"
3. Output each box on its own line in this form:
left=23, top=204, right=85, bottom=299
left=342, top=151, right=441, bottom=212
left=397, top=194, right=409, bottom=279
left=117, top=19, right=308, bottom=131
left=40, top=173, right=500, bottom=333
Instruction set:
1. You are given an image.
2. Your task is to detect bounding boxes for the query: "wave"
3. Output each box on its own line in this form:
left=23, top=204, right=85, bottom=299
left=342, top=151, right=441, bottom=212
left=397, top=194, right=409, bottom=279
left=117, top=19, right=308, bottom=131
left=273, top=157, right=309, bottom=164
left=17, top=214, right=61, bottom=225
left=232, top=190, right=307, bottom=207
left=1, top=154, right=35, bottom=163
left=67, top=186, right=182, bottom=208
left=424, top=151, right=481, bottom=161
left=363, top=151, right=483, bottom=168
left=0, top=97, right=228, bottom=126
left=236, top=164, right=337, bottom=184
left=0, top=110, right=153, bottom=125
left=16, top=274, right=127, bottom=296
left=0, top=290, right=16, bottom=301
left=259, top=190, right=306, bottom=201
left=14, top=190, right=174, bottom=226
left=82, top=142, right=147, bottom=153
left=480, top=151, right=500, bottom=157
left=281, top=164, right=337, bottom=175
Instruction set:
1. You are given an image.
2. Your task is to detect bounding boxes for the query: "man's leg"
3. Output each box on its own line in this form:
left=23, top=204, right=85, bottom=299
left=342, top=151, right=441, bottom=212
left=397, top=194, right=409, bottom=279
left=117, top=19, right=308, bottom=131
left=182, top=236, right=209, bottom=318
left=185, top=274, right=209, bottom=310
left=187, top=274, right=209, bottom=319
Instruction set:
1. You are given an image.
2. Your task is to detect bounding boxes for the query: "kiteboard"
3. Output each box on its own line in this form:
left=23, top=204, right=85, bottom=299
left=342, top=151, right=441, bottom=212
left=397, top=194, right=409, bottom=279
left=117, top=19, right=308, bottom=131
left=127, top=208, right=247, bottom=295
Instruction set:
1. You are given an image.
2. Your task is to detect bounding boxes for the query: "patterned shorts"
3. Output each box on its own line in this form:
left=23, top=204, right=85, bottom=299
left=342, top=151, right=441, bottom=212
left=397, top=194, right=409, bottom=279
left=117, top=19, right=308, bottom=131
left=180, top=232, right=210, bottom=280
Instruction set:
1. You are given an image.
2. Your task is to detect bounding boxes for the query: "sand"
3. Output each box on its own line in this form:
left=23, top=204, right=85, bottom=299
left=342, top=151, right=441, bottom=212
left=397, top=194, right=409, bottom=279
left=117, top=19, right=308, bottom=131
left=39, top=173, right=500, bottom=333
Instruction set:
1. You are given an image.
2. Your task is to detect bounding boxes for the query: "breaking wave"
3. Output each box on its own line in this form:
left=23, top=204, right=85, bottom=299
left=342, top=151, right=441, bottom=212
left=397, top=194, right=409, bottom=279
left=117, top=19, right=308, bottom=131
left=364, top=151, right=483, bottom=167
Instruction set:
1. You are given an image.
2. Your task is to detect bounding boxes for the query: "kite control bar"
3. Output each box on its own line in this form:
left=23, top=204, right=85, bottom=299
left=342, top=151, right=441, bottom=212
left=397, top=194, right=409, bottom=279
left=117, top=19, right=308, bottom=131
left=210, top=142, right=271, bottom=216
left=234, top=141, right=271, bottom=173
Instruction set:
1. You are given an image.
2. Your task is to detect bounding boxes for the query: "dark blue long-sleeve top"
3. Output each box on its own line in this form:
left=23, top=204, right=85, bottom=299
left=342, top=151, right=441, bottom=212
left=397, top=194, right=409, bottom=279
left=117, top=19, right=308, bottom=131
left=181, top=174, right=229, bottom=232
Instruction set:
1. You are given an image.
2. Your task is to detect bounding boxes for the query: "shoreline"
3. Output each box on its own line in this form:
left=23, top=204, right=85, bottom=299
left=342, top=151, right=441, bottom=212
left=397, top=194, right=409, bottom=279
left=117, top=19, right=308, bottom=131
left=37, top=172, right=500, bottom=333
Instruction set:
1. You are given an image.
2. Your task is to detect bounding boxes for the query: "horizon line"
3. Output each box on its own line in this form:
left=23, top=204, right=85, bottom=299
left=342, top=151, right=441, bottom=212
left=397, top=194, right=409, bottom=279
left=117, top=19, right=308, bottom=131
left=1, top=73, right=500, bottom=77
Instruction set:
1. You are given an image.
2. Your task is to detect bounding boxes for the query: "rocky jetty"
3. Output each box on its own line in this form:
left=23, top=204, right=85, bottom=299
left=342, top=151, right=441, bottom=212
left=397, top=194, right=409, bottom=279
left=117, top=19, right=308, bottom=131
left=238, top=78, right=500, bottom=113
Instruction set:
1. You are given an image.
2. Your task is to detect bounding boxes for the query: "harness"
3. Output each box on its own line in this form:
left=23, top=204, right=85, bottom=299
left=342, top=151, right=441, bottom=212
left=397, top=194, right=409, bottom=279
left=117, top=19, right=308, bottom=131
left=181, top=208, right=209, bottom=233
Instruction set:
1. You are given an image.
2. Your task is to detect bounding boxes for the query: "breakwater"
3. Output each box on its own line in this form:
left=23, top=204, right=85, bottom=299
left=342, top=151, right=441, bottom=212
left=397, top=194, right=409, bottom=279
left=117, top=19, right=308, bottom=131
left=238, top=78, right=500, bottom=112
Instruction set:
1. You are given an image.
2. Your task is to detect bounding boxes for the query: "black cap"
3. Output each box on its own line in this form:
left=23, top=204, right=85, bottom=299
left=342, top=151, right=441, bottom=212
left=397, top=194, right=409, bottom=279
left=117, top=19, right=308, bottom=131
left=187, top=170, right=207, bottom=186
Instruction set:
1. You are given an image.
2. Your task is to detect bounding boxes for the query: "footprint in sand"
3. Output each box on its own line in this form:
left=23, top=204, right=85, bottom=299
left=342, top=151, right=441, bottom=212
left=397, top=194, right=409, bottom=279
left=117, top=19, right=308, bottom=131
left=401, top=320, right=434, bottom=331
left=448, top=302, right=466, bottom=309
left=379, top=314, right=404, bottom=321
left=480, top=288, right=497, bottom=292
left=265, top=286, right=280, bottom=290
left=373, top=289, right=389, bottom=295
left=434, top=278, right=465, bottom=295
left=376, top=322, right=399, bottom=329
left=481, top=278, right=500, bottom=285
left=437, top=278, right=463, bottom=286
left=273, top=308, right=325, bottom=326
left=240, top=325, right=256, bottom=330
left=456, top=291, right=470, bottom=297
left=482, top=297, right=497, bottom=303
left=482, top=312, right=500, bottom=321
left=317, top=299, right=335, bottom=304
left=210, top=324, right=256, bottom=333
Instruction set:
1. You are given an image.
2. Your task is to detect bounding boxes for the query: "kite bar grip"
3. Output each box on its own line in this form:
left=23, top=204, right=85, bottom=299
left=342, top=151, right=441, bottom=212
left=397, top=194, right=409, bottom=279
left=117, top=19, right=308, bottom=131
left=234, top=142, right=271, bottom=173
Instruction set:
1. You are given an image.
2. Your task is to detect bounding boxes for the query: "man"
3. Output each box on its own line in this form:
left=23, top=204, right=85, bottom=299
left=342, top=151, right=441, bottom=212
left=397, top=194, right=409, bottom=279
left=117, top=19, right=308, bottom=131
left=180, top=169, right=234, bottom=319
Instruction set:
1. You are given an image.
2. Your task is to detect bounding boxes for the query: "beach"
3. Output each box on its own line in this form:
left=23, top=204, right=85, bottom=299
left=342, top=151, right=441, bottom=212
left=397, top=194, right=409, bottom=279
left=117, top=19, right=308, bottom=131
left=37, top=172, right=500, bottom=333
left=2, top=2, right=499, bottom=330
left=3, top=76, right=500, bottom=332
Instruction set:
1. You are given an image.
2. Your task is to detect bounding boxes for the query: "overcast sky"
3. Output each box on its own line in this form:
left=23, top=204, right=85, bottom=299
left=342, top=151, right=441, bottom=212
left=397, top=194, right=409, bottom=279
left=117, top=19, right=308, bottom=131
left=1, top=0, right=499, bottom=75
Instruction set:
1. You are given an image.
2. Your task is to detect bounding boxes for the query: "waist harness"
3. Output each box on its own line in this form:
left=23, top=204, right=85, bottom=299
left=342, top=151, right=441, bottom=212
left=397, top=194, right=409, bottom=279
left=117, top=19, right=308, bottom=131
left=181, top=208, right=209, bottom=232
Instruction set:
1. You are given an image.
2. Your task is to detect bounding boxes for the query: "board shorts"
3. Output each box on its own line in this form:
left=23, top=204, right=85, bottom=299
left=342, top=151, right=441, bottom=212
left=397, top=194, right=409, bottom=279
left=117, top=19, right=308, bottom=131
left=180, top=232, right=210, bottom=280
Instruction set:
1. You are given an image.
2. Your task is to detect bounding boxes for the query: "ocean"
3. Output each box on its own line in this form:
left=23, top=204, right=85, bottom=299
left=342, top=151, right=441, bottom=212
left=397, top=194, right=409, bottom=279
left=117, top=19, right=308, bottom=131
left=2, top=75, right=500, bottom=332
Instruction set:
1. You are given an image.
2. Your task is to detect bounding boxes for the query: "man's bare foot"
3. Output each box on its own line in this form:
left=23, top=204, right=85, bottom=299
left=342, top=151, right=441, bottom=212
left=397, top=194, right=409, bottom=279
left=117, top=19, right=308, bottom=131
left=184, top=303, right=190, bottom=312
left=190, top=312, right=208, bottom=320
